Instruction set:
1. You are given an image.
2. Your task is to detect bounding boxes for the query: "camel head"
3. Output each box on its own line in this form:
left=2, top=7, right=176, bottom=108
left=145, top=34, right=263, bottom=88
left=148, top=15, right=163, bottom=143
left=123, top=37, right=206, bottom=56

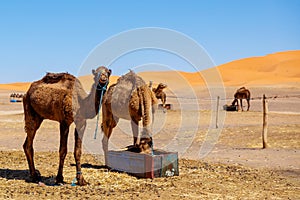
left=92, top=66, right=112, bottom=86
left=138, top=137, right=153, bottom=154
left=157, top=83, right=167, bottom=90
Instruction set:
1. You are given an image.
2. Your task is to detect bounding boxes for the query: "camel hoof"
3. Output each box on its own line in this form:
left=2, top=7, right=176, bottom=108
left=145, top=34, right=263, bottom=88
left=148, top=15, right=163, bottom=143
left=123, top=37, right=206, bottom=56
left=55, top=175, right=65, bottom=185
left=77, top=178, right=88, bottom=186
left=30, top=170, right=42, bottom=183
left=76, top=174, right=89, bottom=186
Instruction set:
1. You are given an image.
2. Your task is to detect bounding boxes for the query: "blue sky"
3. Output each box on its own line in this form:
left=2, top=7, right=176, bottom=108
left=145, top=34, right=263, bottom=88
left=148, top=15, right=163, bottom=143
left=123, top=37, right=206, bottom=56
left=0, top=0, right=299, bottom=83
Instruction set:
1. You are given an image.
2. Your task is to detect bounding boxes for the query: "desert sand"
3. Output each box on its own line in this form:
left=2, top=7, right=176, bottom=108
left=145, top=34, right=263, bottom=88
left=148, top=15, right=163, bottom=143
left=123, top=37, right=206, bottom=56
left=0, top=50, right=299, bottom=199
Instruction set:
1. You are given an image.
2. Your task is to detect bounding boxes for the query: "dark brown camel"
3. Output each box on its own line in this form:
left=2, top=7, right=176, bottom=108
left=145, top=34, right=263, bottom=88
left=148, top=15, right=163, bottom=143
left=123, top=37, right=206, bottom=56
left=101, top=71, right=157, bottom=164
left=23, top=66, right=111, bottom=186
left=231, top=87, right=251, bottom=111
left=152, top=83, right=167, bottom=108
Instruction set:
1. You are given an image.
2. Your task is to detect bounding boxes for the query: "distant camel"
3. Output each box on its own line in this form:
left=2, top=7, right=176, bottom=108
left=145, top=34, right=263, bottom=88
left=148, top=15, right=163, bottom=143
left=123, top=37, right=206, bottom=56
left=10, top=93, right=24, bottom=98
left=152, top=83, right=167, bottom=108
left=232, top=87, right=251, bottom=111
left=101, top=71, right=157, bottom=164
left=23, top=66, right=111, bottom=186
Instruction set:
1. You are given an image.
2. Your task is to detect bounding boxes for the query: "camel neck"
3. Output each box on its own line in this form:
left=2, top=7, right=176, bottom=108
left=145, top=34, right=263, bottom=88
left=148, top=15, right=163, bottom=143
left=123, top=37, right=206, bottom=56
left=94, top=82, right=108, bottom=115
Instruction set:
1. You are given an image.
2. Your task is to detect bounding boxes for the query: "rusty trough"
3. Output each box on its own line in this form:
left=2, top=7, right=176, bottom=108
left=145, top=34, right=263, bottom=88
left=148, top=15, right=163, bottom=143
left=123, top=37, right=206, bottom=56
left=107, top=150, right=179, bottom=178
left=223, top=104, right=238, bottom=111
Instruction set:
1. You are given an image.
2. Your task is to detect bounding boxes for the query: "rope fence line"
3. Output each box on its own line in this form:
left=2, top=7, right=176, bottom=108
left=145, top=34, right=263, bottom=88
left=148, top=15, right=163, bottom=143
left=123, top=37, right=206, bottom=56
left=166, top=94, right=300, bottom=101
left=250, top=94, right=300, bottom=100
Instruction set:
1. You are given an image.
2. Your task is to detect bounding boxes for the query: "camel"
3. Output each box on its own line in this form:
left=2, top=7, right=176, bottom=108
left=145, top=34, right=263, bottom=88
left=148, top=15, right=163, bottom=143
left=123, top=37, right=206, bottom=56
left=10, top=93, right=24, bottom=102
left=101, top=70, right=157, bottom=164
left=23, top=66, right=111, bottom=186
left=231, top=87, right=251, bottom=111
left=10, top=93, right=24, bottom=99
left=152, top=83, right=167, bottom=109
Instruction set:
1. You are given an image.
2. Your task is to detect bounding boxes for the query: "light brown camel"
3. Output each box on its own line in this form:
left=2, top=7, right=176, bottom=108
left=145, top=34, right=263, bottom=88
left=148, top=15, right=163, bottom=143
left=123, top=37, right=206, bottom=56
left=231, top=87, right=251, bottom=111
left=23, top=66, right=111, bottom=186
left=101, top=70, right=157, bottom=164
left=152, top=83, right=167, bottom=108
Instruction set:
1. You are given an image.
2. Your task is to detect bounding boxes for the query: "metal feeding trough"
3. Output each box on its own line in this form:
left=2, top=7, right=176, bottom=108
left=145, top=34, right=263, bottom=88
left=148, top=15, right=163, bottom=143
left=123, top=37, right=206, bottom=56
left=223, top=104, right=238, bottom=111
left=158, top=104, right=173, bottom=110
left=107, top=149, right=179, bottom=178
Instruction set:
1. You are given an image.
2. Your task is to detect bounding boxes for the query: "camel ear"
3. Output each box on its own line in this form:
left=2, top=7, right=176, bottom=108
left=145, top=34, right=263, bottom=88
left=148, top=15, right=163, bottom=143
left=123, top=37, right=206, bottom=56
left=108, top=69, right=112, bottom=76
left=92, top=69, right=96, bottom=75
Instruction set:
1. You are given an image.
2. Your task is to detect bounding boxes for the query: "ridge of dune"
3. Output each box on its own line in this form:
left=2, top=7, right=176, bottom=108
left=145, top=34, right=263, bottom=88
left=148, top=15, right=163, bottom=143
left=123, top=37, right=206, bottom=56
left=0, top=50, right=299, bottom=91
left=217, top=50, right=300, bottom=86
left=140, top=50, right=300, bottom=87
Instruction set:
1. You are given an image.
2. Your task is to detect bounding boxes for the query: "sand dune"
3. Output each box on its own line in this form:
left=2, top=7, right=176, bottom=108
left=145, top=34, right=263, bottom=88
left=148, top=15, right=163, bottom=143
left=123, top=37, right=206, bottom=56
left=0, top=82, right=31, bottom=92
left=217, top=50, right=300, bottom=86
left=140, top=50, right=300, bottom=89
left=0, top=50, right=299, bottom=92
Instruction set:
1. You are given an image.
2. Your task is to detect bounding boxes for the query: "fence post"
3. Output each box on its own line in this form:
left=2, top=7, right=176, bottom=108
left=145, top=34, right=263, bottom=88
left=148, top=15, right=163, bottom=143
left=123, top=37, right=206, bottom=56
left=216, top=96, right=220, bottom=129
left=262, top=94, right=268, bottom=148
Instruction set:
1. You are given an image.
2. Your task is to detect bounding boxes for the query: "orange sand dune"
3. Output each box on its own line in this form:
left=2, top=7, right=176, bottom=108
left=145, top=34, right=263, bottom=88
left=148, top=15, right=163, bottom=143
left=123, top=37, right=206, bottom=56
left=138, top=71, right=204, bottom=88
left=139, top=50, right=300, bottom=88
left=217, top=50, right=300, bottom=86
left=0, top=50, right=299, bottom=91
left=0, top=82, right=31, bottom=92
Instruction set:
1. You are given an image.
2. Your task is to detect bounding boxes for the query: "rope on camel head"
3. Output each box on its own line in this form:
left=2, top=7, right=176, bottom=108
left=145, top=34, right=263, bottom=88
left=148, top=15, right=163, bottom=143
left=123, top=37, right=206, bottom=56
left=94, top=81, right=108, bottom=139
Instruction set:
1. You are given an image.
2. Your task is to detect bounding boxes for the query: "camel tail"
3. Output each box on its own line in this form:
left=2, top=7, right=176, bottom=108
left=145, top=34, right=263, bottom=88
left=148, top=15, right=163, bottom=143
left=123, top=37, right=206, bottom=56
left=139, top=85, right=154, bottom=138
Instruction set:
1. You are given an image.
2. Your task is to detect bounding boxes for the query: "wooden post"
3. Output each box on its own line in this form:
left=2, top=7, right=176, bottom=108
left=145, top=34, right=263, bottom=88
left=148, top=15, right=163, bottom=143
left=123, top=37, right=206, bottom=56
left=262, top=94, right=268, bottom=148
left=216, top=96, right=220, bottom=129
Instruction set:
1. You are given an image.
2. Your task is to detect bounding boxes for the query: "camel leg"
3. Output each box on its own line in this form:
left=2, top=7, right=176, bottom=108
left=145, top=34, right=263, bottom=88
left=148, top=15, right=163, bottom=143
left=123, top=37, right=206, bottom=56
left=240, top=99, right=244, bottom=111
left=131, top=118, right=139, bottom=146
left=162, top=93, right=167, bottom=113
left=74, top=119, right=88, bottom=186
left=247, top=99, right=250, bottom=111
left=102, top=113, right=117, bottom=166
left=101, top=129, right=111, bottom=166
left=23, top=114, right=43, bottom=183
left=236, top=99, right=240, bottom=111
left=56, top=121, right=69, bottom=185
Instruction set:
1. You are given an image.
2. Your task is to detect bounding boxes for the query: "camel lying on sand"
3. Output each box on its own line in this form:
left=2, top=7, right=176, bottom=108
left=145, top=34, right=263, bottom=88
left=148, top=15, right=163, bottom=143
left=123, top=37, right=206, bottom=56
left=23, top=66, right=111, bottom=186
left=232, top=87, right=251, bottom=111
left=101, top=70, right=157, bottom=164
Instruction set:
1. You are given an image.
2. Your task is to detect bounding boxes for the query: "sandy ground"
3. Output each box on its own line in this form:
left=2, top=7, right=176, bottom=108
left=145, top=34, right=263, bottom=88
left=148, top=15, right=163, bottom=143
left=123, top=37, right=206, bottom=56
left=0, top=50, right=299, bottom=199
left=0, top=86, right=299, bottom=199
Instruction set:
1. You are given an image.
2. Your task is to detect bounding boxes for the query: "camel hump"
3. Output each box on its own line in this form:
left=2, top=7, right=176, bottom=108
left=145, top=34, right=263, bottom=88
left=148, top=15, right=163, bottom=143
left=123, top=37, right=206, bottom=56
left=117, top=70, right=146, bottom=88
left=42, top=72, right=76, bottom=84
left=236, top=87, right=248, bottom=93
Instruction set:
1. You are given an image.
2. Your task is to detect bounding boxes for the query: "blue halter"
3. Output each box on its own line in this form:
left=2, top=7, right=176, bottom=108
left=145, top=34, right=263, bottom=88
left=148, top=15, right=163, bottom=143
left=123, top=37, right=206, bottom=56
left=94, top=79, right=109, bottom=139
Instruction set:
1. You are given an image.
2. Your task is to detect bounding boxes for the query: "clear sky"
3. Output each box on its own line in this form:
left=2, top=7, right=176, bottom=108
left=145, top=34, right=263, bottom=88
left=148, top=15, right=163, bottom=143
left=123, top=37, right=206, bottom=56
left=0, top=0, right=299, bottom=83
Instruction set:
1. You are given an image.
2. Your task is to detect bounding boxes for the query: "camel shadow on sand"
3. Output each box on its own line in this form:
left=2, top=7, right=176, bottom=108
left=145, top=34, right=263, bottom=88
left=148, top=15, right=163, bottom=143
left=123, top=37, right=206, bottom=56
left=71, top=163, right=108, bottom=170
left=0, top=168, right=53, bottom=184
left=0, top=168, right=30, bottom=181
left=0, top=164, right=108, bottom=186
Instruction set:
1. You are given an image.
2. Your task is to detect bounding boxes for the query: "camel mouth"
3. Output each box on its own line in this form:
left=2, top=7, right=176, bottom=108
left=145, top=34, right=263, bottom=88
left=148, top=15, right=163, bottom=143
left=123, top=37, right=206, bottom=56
left=98, top=78, right=108, bottom=84
left=93, top=67, right=111, bottom=86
